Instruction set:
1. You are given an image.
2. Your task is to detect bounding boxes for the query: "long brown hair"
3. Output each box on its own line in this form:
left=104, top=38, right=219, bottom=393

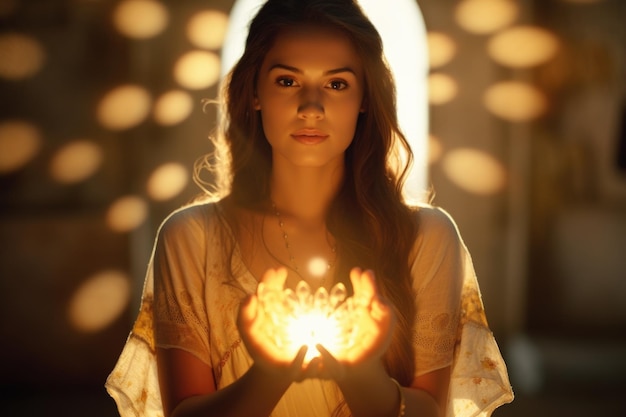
left=204, top=0, right=419, bottom=394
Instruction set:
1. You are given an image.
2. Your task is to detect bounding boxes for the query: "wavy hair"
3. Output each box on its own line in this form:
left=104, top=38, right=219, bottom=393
left=197, top=0, right=420, bottom=402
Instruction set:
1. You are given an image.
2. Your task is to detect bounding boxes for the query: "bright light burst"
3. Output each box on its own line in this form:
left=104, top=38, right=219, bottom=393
left=257, top=280, right=360, bottom=363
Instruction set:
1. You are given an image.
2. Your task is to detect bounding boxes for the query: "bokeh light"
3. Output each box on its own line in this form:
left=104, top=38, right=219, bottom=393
left=106, top=195, right=148, bottom=232
left=153, top=89, right=194, bottom=126
left=50, top=140, right=103, bottom=184
left=488, top=26, right=559, bottom=68
left=112, top=0, right=169, bottom=39
left=484, top=81, right=548, bottom=122
left=187, top=10, right=229, bottom=50
left=0, top=32, right=45, bottom=80
left=68, top=270, right=131, bottom=333
left=97, top=84, right=152, bottom=131
left=174, top=50, right=221, bottom=90
left=428, top=134, right=444, bottom=165
left=428, top=73, right=458, bottom=105
left=442, top=148, right=507, bottom=195
left=0, top=120, right=41, bottom=173
left=427, top=32, right=457, bottom=68
left=455, top=0, right=519, bottom=35
left=147, top=162, right=189, bottom=201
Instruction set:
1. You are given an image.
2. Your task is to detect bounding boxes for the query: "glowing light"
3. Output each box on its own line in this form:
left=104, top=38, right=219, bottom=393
left=147, top=162, right=189, bottom=201
left=153, top=89, right=194, bottom=126
left=0, top=33, right=45, bottom=80
left=484, top=81, right=548, bottom=122
left=428, top=134, right=444, bottom=165
left=307, top=257, right=330, bottom=278
left=427, top=32, right=457, bottom=68
left=488, top=26, right=559, bottom=68
left=97, top=84, right=151, bottom=131
left=174, top=50, right=221, bottom=90
left=428, top=73, right=458, bottom=105
left=442, top=148, right=507, bottom=195
left=257, top=281, right=351, bottom=363
left=223, top=0, right=430, bottom=203
left=187, top=10, right=229, bottom=50
left=0, top=120, right=41, bottom=173
left=106, top=195, right=148, bottom=232
left=68, top=270, right=131, bottom=333
left=113, top=0, right=169, bottom=39
left=50, top=140, right=103, bottom=184
left=455, top=0, right=519, bottom=35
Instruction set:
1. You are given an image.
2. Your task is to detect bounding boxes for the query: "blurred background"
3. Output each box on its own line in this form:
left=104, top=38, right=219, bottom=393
left=1, top=0, right=625, bottom=416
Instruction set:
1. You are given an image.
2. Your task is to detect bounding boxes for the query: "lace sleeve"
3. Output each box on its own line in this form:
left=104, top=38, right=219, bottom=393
left=411, top=206, right=514, bottom=416
left=411, top=207, right=463, bottom=376
left=153, top=205, right=211, bottom=365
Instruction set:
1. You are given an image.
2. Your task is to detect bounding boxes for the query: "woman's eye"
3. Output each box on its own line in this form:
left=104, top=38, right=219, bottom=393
left=328, top=80, right=348, bottom=90
left=276, top=77, right=296, bottom=87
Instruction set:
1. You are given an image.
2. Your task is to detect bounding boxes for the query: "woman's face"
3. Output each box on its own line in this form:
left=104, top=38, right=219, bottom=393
left=254, top=25, right=365, bottom=170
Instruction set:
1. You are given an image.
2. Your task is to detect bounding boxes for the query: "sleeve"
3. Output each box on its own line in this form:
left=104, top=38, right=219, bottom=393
left=410, top=207, right=514, bottom=417
left=105, top=204, right=212, bottom=417
left=411, top=206, right=464, bottom=377
left=153, top=206, right=211, bottom=364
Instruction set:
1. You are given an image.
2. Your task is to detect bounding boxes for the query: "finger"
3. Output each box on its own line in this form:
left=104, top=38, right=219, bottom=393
left=238, top=295, right=258, bottom=325
left=316, top=344, right=346, bottom=381
left=261, top=267, right=288, bottom=291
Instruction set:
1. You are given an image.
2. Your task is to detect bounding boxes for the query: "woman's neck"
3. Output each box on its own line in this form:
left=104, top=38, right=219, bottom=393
left=269, top=162, right=344, bottom=226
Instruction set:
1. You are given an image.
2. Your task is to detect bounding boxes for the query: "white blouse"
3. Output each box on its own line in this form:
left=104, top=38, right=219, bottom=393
left=106, top=202, right=513, bottom=417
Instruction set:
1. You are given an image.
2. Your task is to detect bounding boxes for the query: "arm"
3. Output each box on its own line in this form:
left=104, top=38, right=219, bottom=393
left=157, top=347, right=293, bottom=417
left=318, top=269, right=450, bottom=417
left=157, top=268, right=313, bottom=417
left=336, top=362, right=449, bottom=417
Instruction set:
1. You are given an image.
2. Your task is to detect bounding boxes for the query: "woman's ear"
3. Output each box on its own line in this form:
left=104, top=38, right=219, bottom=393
left=359, top=99, right=367, bottom=113
left=254, top=97, right=261, bottom=110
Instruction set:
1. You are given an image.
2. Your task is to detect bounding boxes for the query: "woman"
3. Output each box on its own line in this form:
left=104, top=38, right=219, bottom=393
left=106, top=1, right=513, bottom=416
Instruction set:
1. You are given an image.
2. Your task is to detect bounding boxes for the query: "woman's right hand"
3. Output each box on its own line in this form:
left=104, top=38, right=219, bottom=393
left=237, top=267, right=322, bottom=382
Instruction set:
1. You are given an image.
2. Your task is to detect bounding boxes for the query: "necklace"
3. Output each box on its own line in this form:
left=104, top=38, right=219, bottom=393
left=270, top=201, right=337, bottom=285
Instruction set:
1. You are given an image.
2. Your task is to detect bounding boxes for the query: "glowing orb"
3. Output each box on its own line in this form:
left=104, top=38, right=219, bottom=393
left=257, top=280, right=360, bottom=363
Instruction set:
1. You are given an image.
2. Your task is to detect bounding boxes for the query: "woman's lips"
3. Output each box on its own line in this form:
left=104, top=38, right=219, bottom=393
left=291, top=129, right=329, bottom=145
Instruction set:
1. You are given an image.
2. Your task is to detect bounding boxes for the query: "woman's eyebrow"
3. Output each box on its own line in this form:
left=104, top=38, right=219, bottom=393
left=268, top=63, right=357, bottom=76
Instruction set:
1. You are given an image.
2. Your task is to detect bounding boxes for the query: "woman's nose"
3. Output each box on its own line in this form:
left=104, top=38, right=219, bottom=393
left=297, top=88, right=324, bottom=120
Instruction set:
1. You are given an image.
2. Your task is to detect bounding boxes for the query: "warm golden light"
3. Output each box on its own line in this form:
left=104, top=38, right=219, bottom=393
left=428, top=134, right=444, bottom=165
left=455, top=0, right=519, bottom=35
left=0, top=32, right=45, bottom=80
left=488, top=26, right=559, bottom=68
left=106, top=195, right=148, bottom=232
left=153, top=89, right=194, bottom=126
left=68, top=270, right=131, bottom=333
left=428, top=73, right=458, bottom=105
left=147, top=162, right=189, bottom=201
left=113, top=0, right=169, bottom=39
left=442, top=148, right=507, bottom=195
left=187, top=10, right=229, bottom=50
left=257, top=281, right=350, bottom=363
left=174, top=50, right=221, bottom=90
left=97, top=84, right=152, bottom=131
left=484, top=81, right=548, bottom=122
left=50, top=140, right=103, bottom=184
left=427, top=32, right=457, bottom=69
left=0, top=120, right=41, bottom=173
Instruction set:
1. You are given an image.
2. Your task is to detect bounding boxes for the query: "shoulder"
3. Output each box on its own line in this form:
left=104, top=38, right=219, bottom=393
left=157, top=200, right=223, bottom=242
left=413, top=204, right=463, bottom=247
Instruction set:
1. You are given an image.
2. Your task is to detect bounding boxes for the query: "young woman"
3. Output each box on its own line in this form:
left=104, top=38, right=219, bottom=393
left=106, top=1, right=513, bottom=416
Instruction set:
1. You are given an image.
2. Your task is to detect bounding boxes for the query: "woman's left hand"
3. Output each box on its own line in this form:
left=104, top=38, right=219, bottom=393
left=317, top=268, right=395, bottom=379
